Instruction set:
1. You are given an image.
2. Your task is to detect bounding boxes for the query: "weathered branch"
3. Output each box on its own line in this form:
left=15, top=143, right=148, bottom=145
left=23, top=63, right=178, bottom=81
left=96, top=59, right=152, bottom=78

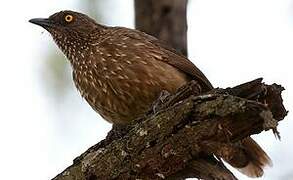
left=52, top=78, right=287, bottom=180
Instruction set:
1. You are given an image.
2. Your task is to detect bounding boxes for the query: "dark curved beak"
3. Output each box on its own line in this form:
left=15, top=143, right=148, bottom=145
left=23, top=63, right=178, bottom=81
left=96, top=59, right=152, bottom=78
left=29, top=18, right=53, bottom=28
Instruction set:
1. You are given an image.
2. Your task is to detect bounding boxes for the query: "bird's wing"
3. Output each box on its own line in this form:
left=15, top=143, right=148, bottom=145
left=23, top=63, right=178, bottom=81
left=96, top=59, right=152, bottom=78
left=112, top=27, right=213, bottom=91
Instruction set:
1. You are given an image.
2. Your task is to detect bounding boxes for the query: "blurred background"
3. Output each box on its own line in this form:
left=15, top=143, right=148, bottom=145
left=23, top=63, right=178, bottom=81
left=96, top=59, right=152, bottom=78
left=0, top=0, right=292, bottom=179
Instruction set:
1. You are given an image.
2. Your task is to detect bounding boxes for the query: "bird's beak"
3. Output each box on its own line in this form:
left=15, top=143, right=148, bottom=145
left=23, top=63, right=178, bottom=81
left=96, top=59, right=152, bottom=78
left=29, top=18, right=54, bottom=28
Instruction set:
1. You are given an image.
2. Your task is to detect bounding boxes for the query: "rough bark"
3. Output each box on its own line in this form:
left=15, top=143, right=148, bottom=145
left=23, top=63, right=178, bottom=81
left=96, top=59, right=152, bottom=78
left=52, top=78, right=287, bottom=180
left=135, top=0, right=188, bottom=56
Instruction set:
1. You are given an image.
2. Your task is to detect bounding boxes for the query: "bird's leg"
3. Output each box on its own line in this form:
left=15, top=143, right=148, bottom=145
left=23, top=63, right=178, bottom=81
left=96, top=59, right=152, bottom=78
left=106, top=123, right=132, bottom=142
left=152, top=80, right=204, bottom=114
left=169, top=80, right=203, bottom=103
left=152, top=90, right=171, bottom=113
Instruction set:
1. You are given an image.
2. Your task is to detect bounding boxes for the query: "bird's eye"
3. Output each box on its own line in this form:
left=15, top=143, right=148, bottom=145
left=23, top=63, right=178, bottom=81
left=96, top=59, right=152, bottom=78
left=64, top=15, right=74, bottom=23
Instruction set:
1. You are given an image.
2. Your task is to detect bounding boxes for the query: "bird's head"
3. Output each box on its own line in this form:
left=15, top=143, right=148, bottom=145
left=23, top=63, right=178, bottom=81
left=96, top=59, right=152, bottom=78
left=29, top=10, right=106, bottom=59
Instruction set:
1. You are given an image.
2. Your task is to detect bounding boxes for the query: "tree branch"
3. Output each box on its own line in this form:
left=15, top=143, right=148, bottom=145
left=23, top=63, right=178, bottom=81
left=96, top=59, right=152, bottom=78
left=52, top=79, right=287, bottom=180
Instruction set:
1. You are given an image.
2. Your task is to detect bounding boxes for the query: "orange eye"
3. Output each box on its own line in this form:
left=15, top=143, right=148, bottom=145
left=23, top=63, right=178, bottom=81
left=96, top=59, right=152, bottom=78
left=64, top=15, right=74, bottom=22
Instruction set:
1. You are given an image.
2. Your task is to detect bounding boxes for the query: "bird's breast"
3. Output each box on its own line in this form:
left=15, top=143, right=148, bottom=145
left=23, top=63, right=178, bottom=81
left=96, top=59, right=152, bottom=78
left=71, top=46, right=189, bottom=124
left=75, top=65, right=186, bottom=124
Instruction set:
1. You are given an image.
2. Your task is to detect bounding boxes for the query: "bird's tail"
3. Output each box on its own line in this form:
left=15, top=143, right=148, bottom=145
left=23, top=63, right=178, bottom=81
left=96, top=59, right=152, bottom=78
left=235, top=137, right=272, bottom=177
left=221, top=137, right=272, bottom=178
left=204, top=136, right=272, bottom=178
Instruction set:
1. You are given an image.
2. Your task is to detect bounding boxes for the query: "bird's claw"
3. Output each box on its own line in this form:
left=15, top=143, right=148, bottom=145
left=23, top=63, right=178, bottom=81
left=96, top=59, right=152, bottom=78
left=152, top=90, right=171, bottom=113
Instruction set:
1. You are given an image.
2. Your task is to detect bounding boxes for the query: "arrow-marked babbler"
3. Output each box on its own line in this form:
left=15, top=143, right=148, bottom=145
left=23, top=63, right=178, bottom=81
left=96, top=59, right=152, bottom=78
left=30, top=10, right=271, bottom=177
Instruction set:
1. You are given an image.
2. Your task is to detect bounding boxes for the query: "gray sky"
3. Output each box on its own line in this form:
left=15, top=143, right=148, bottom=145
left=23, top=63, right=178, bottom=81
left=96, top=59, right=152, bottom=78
left=0, top=0, right=292, bottom=180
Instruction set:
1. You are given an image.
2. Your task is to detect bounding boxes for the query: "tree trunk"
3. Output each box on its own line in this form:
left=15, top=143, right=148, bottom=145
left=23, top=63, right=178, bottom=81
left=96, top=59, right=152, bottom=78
left=135, top=0, right=188, bottom=56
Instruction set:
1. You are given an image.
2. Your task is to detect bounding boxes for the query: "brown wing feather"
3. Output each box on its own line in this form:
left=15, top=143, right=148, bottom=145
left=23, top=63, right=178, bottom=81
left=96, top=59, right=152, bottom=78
left=112, top=27, right=213, bottom=91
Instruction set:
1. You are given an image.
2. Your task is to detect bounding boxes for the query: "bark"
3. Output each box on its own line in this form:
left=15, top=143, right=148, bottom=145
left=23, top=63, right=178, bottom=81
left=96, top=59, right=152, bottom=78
left=52, top=78, right=287, bottom=180
left=135, top=0, right=188, bottom=56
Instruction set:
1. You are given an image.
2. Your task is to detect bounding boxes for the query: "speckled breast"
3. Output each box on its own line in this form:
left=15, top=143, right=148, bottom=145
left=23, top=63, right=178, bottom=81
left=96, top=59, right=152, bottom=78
left=72, top=42, right=189, bottom=124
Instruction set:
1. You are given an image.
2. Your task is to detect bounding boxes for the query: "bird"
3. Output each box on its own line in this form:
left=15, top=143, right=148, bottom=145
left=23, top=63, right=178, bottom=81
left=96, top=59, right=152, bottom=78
left=30, top=10, right=271, bottom=178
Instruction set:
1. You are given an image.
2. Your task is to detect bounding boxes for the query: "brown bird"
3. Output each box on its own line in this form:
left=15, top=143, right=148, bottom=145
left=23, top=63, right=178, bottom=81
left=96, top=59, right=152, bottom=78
left=30, top=10, right=271, bottom=178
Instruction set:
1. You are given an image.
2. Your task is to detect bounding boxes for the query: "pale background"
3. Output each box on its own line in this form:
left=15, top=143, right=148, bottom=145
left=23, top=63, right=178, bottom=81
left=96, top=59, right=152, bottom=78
left=0, top=0, right=292, bottom=180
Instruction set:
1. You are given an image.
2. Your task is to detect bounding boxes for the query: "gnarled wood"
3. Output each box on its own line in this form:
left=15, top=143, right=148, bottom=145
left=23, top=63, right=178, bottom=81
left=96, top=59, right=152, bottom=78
left=52, top=79, right=287, bottom=180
